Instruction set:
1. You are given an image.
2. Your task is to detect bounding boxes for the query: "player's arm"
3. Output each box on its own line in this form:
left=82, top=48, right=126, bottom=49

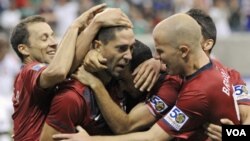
left=92, top=86, right=157, bottom=134
left=53, top=124, right=172, bottom=141
left=70, top=7, right=133, bottom=74
left=38, top=4, right=107, bottom=89
left=73, top=66, right=157, bottom=134
left=239, top=105, right=250, bottom=124
left=205, top=119, right=234, bottom=141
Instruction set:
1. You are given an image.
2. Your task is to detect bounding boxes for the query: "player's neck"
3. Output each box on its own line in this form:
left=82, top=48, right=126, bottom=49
left=185, top=51, right=210, bottom=76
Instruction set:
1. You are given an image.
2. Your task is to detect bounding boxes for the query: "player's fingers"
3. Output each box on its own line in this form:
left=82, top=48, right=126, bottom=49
left=121, top=16, right=133, bottom=27
left=161, top=63, right=167, bottom=72
left=139, top=70, right=154, bottom=91
left=147, top=73, right=159, bottom=91
left=121, top=12, right=132, bottom=25
left=220, top=118, right=234, bottom=125
left=83, top=58, right=91, bottom=68
left=97, top=56, right=108, bottom=69
left=132, top=65, right=140, bottom=78
left=206, top=131, right=221, bottom=141
left=115, top=21, right=132, bottom=28
left=76, top=125, right=85, bottom=132
left=88, top=58, right=100, bottom=71
left=135, top=67, right=151, bottom=90
left=89, top=3, right=107, bottom=14
left=133, top=65, right=142, bottom=83
left=98, top=56, right=107, bottom=64
left=206, top=124, right=222, bottom=138
left=97, top=63, right=108, bottom=70
left=208, top=124, right=222, bottom=133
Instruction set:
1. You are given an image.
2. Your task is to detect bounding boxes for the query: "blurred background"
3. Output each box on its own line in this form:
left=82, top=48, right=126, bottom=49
left=0, top=0, right=250, bottom=140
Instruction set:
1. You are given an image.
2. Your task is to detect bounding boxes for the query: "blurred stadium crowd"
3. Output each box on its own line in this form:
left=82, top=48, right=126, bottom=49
left=0, top=0, right=250, bottom=38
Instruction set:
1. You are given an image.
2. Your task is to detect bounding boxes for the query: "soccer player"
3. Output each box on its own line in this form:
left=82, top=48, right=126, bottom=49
left=53, top=13, right=240, bottom=141
left=39, top=9, right=135, bottom=141
left=75, top=39, right=181, bottom=134
left=10, top=4, right=131, bottom=141
left=187, top=8, right=250, bottom=141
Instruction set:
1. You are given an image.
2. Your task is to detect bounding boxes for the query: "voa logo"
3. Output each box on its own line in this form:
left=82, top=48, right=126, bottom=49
left=226, top=129, right=246, bottom=136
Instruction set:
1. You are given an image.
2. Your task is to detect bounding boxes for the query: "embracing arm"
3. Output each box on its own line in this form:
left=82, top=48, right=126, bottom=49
left=73, top=67, right=156, bottom=134
left=92, top=82, right=156, bottom=134
left=239, top=105, right=250, bottom=124
left=38, top=4, right=107, bottom=89
left=53, top=123, right=172, bottom=141
left=39, top=24, right=79, bottom=89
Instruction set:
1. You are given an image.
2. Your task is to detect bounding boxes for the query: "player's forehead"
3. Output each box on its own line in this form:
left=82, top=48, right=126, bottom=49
left=27, top=22, right=53, bottom=37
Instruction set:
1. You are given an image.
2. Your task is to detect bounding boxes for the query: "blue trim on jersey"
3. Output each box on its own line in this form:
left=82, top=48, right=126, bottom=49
left=185, top=60, right=213, bottom=81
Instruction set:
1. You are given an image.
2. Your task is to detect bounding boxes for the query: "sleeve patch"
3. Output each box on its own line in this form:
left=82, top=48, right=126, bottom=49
left=149, top=95, right=168, bottom=114
left=32, top=63, right=46, bottom=71
left=162, top=106, right=189, bottom=131
left=234, top=85, right=250, bottom=101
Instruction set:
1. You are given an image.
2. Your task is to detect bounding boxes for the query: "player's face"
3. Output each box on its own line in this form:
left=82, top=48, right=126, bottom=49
left=101, top=28, right=135, bottom=77
left=153, top=31, right=183, bottom=75
left=27, top=22, right=57, bottom=64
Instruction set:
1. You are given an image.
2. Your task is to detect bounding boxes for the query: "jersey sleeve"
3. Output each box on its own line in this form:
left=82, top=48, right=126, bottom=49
left=146, top=75, right=181, bottom=118
left=233, top=84, right=250, bottom=105
left=229, top=69, right=250, bottom=105
left=156, top=91, right=208, bottom=139
left=45, top=88, right=86, bottom=133
left=23, top=63, right=49, bottom=97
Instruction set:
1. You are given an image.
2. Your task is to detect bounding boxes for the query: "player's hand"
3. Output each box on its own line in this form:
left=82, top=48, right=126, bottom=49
left=93, top=8, right=133, bottom=28
left=204, top=118, right=234, bottom=141
left=133, top=58, right=161, bottom=92
left=52, top=126, right=89, bottom=141
left=72, top=3, right=107, bottom=29
left=83, top=50, right=107, bottom=72
left=72, top=66, right=102, bottom=88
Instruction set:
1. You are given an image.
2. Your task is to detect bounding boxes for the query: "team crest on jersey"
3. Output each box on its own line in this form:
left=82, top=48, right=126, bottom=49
left=234, top=85, right=250, bottom=100
left=32, top=64, right=46, bottom=71
left=149, top=95, right=168, bottom=114
left=163, top=106, right=189, bottom=131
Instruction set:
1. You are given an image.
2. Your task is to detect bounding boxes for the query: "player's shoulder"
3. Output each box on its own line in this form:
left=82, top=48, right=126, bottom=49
left=22, top=61, right=47, bottom=72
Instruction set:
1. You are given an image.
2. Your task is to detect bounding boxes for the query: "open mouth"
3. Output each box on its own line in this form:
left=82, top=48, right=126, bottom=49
left=47, top=50, right=56, bottom=55
left=116, top=64, right=126, bottom=70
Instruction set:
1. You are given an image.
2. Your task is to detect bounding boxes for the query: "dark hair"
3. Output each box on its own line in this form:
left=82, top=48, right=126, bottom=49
left=10, top=15, right=46, bottom=61
left=96, top=26, right=129, bottom=45
left=186, top=8, right=217, bottom=53
left=130, top=39, right=152, bottom=71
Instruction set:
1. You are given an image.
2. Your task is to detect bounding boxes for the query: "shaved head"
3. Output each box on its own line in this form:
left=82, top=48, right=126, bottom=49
left=153, top=13, right=208, bottom=76
left=153, top=13, right=202, bottom=51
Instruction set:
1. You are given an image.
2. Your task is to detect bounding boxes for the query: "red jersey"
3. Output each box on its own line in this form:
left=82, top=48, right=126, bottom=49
left=157, top=61, right=240, bottom=141
left=12, top=62, right=54, bottom=141
left=45, top=78, right=124, bottom=135
left=213, top=59, right=250, bottom=105
left=146, top=74, right=182, bottom=118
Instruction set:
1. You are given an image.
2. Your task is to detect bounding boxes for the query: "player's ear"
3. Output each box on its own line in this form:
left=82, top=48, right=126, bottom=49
left=93, top=40, right=102, bottom=52
left=178, top=45, right=189, bottom=58
left=202, top=39, right=214, bottom=52
left=18, top=44, right=30, bottom=56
